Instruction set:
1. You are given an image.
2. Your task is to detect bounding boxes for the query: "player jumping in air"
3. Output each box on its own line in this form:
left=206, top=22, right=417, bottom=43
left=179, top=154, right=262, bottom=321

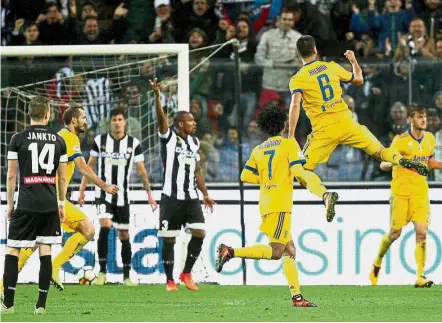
left=216, top=105, right=339, bottom=307
left=14, top=106, right=119, bottom=291
left=370, top=104, right=442, bottom=287
left=2, top=97, right=67, bottom=315
left=288, top=35, right=429, bottom=177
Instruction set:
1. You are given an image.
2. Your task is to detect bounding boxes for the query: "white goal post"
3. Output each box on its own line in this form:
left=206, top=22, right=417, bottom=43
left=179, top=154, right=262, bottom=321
left=1, top=44, right=190, bottom=112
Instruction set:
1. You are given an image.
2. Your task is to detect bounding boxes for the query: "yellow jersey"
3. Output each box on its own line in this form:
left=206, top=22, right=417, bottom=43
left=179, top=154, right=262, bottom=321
left=391, top=130, right=435, bottom=197
left=289, top=60, right=354, bottom=129
left=243, top=136, right=306, bottom=215
left=58, top=128, right=83, bottom=185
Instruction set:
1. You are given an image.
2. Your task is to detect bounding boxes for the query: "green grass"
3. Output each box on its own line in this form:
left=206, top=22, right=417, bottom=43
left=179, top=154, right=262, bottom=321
left=2, top=284, right=442, bottom=321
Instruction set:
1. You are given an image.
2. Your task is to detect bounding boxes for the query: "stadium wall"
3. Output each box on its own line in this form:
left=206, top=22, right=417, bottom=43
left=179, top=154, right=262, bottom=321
left=1, top=184, right=442, bottom=286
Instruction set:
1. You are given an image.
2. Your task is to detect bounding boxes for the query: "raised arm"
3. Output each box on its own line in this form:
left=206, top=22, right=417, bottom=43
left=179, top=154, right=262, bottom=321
left=149, top=78, right=168, bottom=134
left=344, top=50, right=364, bottom=86
left=288, top=91, right=302, bottom=139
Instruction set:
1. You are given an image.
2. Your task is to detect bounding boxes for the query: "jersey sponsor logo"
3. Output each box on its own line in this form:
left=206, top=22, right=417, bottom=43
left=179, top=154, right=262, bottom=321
left=175, top=147, right=198, bottom=159
left=264, top=184, right=278, bottom=190
left=26, top=132, right=57, bottom=142
left=24, top=176, right=56, bottom=184
left=101, top=151, right=130, bottom=166
left=412, top=155, right=430, bottom=163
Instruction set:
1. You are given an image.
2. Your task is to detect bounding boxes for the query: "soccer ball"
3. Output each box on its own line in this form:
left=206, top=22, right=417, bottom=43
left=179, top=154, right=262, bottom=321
left=77, top=266, right=97, bottom=285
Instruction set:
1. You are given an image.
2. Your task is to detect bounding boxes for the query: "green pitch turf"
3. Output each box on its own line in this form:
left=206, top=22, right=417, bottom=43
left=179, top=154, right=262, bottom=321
left=2, top=284, right=441, bottom=322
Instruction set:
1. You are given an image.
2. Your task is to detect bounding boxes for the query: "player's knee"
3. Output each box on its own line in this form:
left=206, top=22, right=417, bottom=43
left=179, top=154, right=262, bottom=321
left=81, top=221, right=95, bottom=240
left=271, top=247, right=284, bottom=260
left=415, top=230, right=427, bottom=242
left=118, top=230, right=129, bottom=241
left=389, top=229, right=401, bottom=241
left=163, top=237, right=176, bottom=245
left=191, top=229, right=205, bottom=239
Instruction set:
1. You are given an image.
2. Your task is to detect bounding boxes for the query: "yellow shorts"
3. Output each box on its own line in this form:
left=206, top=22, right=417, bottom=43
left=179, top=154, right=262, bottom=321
left=390, top=195, right=431, bottom=230
left=260, top=212, right=292, bottom=245
left=302, top=118, right=382, bottom=170
left=61, top=200, right=87, bottom=233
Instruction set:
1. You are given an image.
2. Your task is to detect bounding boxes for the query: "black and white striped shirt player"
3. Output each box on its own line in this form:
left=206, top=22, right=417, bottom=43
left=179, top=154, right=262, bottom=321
left=89, top=132, right=143, bottom=229
left=150, top=78, right=215, bottom=290
left=7, top=126, right=67, bottom=247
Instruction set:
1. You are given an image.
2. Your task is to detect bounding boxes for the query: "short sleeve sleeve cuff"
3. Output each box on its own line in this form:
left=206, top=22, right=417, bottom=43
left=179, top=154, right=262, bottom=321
left=90, top=149, right=99, bottom=157
left=158, top=128, right=170, bottom=139
left=7, top=151, right=18, bottom=160
left=60, top=154, right=68, bottom=163
left=134, top=154, right=144, bottom=163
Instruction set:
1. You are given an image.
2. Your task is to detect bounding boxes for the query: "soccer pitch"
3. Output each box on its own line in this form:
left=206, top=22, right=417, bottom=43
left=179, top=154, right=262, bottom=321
left=3, top=284, right=442, bottom=322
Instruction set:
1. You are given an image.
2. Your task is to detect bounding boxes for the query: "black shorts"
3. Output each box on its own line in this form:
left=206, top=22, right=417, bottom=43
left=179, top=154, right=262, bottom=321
left=96, top=200, right=130, bottom=230
left=7, top=209, right=61, bottom=248
left=158, top=194, right=205, bottom=238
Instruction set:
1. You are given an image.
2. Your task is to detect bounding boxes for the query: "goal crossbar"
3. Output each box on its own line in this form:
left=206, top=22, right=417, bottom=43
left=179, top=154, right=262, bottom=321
left=0, top=44, right=190, bottom=111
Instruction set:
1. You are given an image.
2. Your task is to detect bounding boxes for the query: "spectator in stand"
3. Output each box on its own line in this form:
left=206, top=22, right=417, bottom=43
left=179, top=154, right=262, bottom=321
left=190, top=97, right=211, bottom=139
left=254, top=9, right=301, bottom=114
left=199, top=139, right=219, bottom=181
left=349, top=2, right=371, bottom=39
left=189, top=28, right=212, bottom=99
left=72, top=4, right=127, bottom=44
left=394, top=17, right=437, bottom=59
left=217, top=127, right=250, bottom=182
left=427, top=108, right=442, bottom=180
left=436, top=38, right=442, bottom=58
left=244, top=119, right=265, bottom=149
left=367, top=0, right=415, bottom=54
left=8, top=19, right=41, bottom=46
left=418, top=0, right=442, bottom=39
left=148, top=0, right=176, bottom=43
left=286, top=1, right=341, bottom=57
left=347, top=62, right=389, bottom=137
left=175, top=0, right=219, bottom=44
left=370, top=101, right=409, bottom=181
left=330, top=0, right=354, bottom=42
left=36, top=3, right=70, bottom=45
left=1, top=0, right=14, bottom=46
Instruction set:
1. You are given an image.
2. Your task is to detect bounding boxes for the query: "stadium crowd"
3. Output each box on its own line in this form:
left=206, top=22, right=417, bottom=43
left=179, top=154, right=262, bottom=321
left=1, top=0, right=442, bottom=183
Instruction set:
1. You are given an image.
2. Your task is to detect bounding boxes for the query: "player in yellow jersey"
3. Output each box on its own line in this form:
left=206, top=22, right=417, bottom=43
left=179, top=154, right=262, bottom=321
left=288, top=35, right=429, bottom=177
left=15, top=106, right=119, bottom=291
left=370, top=104, right=442, bottom=287
left=215, top=105, right=339, bottom=307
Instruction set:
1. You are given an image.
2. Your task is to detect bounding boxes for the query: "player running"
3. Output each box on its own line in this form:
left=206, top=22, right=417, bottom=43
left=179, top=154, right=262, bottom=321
left=288, top=35, right=429, bottom=177
left=2, top=97, right=67, bottom=315
left=370, top=104, right=442, bottom=287
left=216, top=105, right=338, bottom=307
left=78, top=107, right=158, bottom=286
left=15, top=106, right=119, bottom=291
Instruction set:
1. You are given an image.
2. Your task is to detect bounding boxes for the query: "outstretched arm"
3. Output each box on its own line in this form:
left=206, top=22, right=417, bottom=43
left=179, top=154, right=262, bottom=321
left=288, top=91, right=302, bottom=139
left=344, top=50, right=364, bottom=86
left=195, top=162, right=216, bottom=212
left=150, top=78, right=168, bottom=134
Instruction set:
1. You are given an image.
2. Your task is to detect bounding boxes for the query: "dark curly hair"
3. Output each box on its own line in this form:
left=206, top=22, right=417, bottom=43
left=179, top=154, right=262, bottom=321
left=257, top=104, right=287, bottom=136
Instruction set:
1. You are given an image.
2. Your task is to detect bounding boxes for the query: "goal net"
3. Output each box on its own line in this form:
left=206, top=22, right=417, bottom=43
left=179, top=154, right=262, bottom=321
left=0, top=44, right=222, bottom=284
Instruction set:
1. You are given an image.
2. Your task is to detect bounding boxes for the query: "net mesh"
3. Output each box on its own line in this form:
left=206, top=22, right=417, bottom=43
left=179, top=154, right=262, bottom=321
left=1, top=53, right=181, bottom=184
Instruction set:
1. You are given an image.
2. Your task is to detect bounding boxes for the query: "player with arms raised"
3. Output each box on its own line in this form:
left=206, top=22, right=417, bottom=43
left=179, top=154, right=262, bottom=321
left=2, top=97, right=67, bottom=315
left=216, top=105, right=338, bottom=307
left=15, top=106, right=119, bottom=291
left=370, top=104, right=442, bottom=287
left=288, top=35, right=429, bottom=177
left=150, top=78, right=216, bottom=292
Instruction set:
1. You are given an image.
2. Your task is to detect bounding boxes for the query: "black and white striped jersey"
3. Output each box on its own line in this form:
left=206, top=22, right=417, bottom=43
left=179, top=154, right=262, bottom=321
left=82, top=77, right=112, bottom=129
left=159, top=128, right=200, bottom=200
left=90, top=133, right=144, bottom=206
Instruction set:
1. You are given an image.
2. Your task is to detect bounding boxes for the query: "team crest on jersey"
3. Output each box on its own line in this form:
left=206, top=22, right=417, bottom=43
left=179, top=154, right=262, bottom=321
left=101, top=145, right=106, bottom=150
left=127, top=147, right=133, bottom=153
